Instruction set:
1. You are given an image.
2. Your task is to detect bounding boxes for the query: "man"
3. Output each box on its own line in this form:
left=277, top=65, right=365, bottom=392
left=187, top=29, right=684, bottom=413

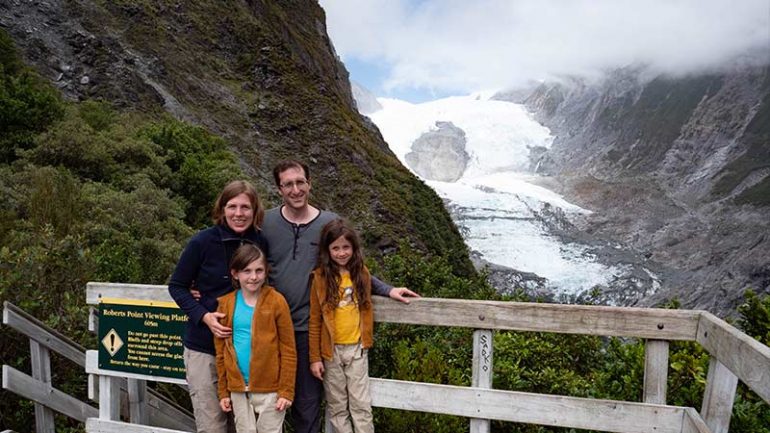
left=261, top=160, right=418, bottom=433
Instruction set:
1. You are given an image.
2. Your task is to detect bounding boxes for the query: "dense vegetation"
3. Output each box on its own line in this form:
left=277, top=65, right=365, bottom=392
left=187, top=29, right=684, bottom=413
left=370, top=248, right=770, bottom=433
left=1, top=27, right=769, bottom=433
left=0, top=30, right=244, bottom=430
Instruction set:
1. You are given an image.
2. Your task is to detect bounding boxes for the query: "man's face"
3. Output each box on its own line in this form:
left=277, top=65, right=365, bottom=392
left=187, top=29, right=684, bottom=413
left=277, top=166, right=311, bottom=210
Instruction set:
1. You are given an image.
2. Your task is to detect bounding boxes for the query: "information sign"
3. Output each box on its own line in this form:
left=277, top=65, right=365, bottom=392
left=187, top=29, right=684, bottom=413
left=98, top=298, right=187, bottom=379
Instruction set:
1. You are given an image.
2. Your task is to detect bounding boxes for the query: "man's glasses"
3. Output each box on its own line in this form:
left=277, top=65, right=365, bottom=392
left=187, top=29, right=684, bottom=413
left=279, top=179, right=309, bottom=191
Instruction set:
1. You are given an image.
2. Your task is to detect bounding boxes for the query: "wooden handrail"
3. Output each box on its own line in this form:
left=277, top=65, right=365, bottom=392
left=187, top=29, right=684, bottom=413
left=1, top=302, right=195, bottom=432
left=87, top=282, right=699, bottom=339
left=10, top=282, right=769, bottom=433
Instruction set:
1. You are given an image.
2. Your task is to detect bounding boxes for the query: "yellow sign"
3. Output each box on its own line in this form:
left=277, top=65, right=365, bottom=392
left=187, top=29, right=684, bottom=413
left=101, top=328, right=124, bottom=357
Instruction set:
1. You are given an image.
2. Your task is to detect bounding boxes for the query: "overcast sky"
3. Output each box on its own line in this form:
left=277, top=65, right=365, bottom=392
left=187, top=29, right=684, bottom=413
left=320, top=0, right=770, bottom=102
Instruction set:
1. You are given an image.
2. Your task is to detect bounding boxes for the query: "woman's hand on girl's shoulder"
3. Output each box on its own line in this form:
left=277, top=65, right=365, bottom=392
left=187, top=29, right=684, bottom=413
left=203, top=312, right=232, bottom=338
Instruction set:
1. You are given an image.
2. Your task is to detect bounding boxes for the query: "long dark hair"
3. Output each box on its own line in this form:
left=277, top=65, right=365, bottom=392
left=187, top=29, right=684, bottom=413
left=317, top=218, right=370, bottom=311
left=229, top=244, right=268, bottom=290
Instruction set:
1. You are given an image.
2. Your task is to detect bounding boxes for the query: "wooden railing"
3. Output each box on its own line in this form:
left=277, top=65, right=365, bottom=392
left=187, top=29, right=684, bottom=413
left=5, top=283, right=770, bottom=433
left=1, top=301, right=195, bottom=433
left=81, top=282, right=770, bottom=433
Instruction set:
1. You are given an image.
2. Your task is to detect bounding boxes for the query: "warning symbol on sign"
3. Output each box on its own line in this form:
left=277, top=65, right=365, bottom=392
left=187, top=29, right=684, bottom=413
left=101, top=329, right=124, bottom=357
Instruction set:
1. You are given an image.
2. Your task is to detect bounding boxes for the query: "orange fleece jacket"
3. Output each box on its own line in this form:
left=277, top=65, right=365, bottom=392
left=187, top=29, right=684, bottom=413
left=308, top=267, right=374, bottom=363
left=215, top=285, right=296, bottom=401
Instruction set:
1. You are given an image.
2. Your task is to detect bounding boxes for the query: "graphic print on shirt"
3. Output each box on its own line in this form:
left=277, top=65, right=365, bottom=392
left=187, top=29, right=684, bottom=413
left=338, top=285, right=354, bottom=307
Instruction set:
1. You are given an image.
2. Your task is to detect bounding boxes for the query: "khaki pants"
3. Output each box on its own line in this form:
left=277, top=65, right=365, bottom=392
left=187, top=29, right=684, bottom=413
left=230, top=391, right=286, bottom=433
left=323, top=343, right=373, bottom=433
left=184, top=348, right=228, bottom=433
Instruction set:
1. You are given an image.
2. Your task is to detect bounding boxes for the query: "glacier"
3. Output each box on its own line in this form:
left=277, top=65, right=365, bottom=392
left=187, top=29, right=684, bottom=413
left=369, top=94, right=629, bottom=296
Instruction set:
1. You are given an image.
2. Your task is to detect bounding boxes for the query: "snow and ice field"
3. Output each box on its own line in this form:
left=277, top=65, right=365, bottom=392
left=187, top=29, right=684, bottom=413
left=370, top=94, right=625, bottom=295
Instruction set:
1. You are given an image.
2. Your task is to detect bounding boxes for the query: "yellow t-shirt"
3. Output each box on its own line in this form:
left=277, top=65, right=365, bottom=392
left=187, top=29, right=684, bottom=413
left=333, top=272, right=361, bottom=344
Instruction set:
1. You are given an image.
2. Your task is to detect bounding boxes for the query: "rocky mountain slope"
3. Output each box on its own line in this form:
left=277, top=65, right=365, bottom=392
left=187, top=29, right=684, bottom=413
left=497, top=63, right=770, bottom=315
left=0, top=0, right=472, bottom=273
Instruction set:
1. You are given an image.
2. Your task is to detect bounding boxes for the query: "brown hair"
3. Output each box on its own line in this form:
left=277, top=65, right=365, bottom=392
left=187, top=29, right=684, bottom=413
left=316, top=218, right=370, bottom=311
left=229, top=244, right=268, bottom=290
left=211, top=180, right=264, bottom=229
left=272, top=160, right=310, bottom=186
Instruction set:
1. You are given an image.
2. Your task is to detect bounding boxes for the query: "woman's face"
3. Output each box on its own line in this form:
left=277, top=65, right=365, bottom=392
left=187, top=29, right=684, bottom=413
left=224, top=193, right=254, bottom=234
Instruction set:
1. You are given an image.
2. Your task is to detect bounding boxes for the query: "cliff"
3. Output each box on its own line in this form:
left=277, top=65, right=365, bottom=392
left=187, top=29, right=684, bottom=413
left=0, top=0, right=472, bottom=273
left=504, top=63, right=770, bottom=314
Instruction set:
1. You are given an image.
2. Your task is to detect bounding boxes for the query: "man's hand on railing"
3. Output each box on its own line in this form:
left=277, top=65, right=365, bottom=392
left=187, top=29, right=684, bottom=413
left=388, top=287, right=420, bottom=304
left=203, top=312, right=232, bottom=338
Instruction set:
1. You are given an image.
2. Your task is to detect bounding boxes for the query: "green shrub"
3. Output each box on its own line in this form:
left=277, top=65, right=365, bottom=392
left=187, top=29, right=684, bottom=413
left=0, top=29, right=65, bottom=163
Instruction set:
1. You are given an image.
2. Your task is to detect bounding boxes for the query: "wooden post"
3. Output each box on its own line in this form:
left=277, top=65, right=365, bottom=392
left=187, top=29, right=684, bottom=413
left=30, top=340, right=55, bottom=433
left=99, top=375, right=121, bottom=421
left=700, top=358, right=738, bottom=433
left=643, top=339, right=669, bottom=404
left=470, top=329, right=493, bottom=433
left=127, top=378, right=148, bottom=424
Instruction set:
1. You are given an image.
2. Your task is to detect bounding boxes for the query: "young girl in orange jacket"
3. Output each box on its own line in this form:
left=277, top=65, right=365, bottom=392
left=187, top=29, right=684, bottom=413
left=215, top=244, right=296, bottom=433
left=309, top=219, right=375, bottom=433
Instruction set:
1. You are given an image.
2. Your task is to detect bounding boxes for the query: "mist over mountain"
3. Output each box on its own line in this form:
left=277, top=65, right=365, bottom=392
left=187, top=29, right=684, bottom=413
left=350, top=56, right=770, bottom=314
left=499, top=62, right=770, bottom=314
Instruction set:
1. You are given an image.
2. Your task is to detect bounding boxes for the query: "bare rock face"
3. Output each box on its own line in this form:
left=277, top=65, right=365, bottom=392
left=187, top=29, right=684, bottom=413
left=405, top=121, right=469, bottom=182
left=499, top=62, right=770, bottom=315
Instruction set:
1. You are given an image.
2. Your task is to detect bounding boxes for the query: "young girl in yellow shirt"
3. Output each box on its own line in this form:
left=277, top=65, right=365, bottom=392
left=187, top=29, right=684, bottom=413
left=308, top=219, right=374, bottom=433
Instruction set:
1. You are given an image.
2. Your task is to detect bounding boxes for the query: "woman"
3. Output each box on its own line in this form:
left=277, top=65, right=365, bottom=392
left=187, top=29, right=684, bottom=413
left=168, top=180, right=268, bottom=433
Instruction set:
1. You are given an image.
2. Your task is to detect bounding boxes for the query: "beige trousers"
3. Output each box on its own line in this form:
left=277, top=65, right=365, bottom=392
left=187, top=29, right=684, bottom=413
left=323, top=343, right=373, bottom=433
left=184, top=348, right=228, bottom=433
left=230, top=391, right=286, bottom=433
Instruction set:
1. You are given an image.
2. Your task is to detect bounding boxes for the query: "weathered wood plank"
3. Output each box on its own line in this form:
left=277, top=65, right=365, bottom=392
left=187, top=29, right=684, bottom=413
left=374, top=297, right=700, bottom=339
left=369, top=378, right=684, bottom=433
left=128, top=379, right=148, bottom=425
left=30, top=341, right=55, bottom=433
left=85, top=418, right=191, bottom=433
left=3, top=301, right=86, bottom=366
left=643, top=339, right=669, bottom=404
left=99, top=374, right=121, bottom=421
left=145, top=387, right=196, bottom=431
left=4, top=302, right=193, bottom=430
left=470, top=329, right=493, bottom=433
left=2, top=365, right=98, bottom=421
left=87, top=284, right=701, bottom=339
left=700, top=359, right=738, bottom=433
left=681, top=407, right=714, bottom=433
left=86, top=283, right=173, bottom=305
left=85, top=353, right=195, bottom=430
left=696, top=312, right=770, bottom=404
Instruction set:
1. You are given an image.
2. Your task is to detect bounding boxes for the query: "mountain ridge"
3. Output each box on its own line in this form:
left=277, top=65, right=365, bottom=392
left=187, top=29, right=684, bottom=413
left=0, top=0, right=473, bottom=273
left=499, top=63, right=770, bottom=314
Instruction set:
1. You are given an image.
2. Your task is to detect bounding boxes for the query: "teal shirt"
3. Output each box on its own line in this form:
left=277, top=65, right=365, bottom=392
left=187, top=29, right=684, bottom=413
left=233, top=290, right=254, bottom=384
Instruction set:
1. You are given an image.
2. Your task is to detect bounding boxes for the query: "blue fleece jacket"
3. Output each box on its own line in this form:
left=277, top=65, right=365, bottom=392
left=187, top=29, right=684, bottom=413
left=168, top=224, right=268, bottom=355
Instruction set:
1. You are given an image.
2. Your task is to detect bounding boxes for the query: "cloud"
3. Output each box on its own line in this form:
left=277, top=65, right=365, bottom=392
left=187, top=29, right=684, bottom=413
left=320, top=0, right=770, bottom=94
